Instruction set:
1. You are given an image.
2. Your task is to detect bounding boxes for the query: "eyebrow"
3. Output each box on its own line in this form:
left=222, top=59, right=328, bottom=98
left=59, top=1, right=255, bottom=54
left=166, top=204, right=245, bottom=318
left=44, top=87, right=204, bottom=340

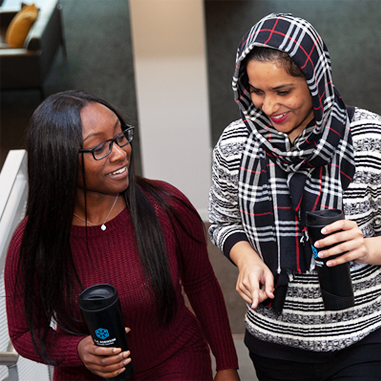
left=249, top=83, right=295, bottom=91
left=273, top=83, right=294, bottom=90
left=83, top=118, right=120, bottom=142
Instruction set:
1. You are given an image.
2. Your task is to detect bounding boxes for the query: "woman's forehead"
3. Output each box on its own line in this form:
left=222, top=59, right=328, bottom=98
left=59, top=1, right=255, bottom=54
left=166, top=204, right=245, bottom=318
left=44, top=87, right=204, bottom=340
left=81, top=103, right=120, bottom=140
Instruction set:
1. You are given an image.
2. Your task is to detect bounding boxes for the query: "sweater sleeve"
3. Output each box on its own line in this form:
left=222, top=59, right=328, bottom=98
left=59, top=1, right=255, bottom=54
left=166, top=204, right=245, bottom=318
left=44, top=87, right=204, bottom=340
left=162, top=183, right=239, bottom=371
left=345, top=107, right=381, bottom=238
left=208, top=120, right=249, bottom=259
left=4, top=221, right=85, bottom=367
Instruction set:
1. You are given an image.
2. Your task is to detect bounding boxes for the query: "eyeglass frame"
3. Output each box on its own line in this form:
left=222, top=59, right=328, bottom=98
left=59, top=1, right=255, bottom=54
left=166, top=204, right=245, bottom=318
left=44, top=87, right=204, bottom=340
left=78, top=124, right=135, bottom=160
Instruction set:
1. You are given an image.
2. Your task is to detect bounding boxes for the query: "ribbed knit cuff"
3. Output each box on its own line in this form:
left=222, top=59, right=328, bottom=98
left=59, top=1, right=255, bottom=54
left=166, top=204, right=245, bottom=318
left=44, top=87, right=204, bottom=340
left=223, top=232, right=249, bottom=263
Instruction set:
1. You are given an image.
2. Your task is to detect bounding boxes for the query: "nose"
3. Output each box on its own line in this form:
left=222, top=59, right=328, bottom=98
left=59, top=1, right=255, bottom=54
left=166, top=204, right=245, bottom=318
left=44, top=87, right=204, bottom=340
left=109, top=141, right=129, bottom=161
left=261, top=94, right=279, bottom=116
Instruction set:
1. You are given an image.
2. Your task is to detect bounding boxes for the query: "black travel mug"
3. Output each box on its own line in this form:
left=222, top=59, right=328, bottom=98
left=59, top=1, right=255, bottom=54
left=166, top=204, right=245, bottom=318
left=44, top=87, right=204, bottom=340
left=306, top=209, right=354, bottom=310
left=78, top=284, right=134, bottom=380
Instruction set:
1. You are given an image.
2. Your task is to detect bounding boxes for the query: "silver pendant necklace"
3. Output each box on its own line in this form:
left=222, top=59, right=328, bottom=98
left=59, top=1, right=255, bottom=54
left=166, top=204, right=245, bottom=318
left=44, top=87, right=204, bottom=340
left=74, top=194, right=119, bottom=231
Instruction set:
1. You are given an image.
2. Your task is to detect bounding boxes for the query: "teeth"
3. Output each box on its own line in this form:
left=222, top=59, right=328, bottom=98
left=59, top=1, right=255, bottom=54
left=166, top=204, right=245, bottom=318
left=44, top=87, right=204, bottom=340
left=111, top=167, right=126, bottom=175
left=272, top=112, right=287, bottom=120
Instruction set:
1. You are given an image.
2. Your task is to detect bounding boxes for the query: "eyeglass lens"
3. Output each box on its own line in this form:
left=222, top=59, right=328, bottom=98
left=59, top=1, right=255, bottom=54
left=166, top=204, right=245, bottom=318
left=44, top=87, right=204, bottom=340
left=94, top=128, right=134, bottom=160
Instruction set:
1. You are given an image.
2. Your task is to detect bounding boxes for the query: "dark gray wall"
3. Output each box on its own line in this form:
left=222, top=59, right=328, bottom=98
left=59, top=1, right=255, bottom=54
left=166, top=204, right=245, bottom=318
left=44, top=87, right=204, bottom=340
left=205, top=0, right=381, bottom=146
left=46, top=0, right=136, bottom=122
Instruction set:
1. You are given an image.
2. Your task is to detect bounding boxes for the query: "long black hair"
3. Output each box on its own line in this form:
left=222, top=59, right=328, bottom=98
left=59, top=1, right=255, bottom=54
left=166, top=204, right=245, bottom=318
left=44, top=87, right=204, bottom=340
left=17, top=90, right=200, bottom=364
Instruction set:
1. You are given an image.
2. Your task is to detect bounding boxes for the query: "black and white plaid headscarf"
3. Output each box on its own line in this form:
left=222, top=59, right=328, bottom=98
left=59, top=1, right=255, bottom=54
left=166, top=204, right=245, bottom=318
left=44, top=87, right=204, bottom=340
left=233, top=13, right=355, bottom=311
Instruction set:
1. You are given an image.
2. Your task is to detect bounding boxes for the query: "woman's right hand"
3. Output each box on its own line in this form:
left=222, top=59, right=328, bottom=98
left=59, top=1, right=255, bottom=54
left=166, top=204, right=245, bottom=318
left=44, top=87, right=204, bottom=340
left=230, top=241, right=274, bottom=309
left=77, top=329, right=132, bottom=379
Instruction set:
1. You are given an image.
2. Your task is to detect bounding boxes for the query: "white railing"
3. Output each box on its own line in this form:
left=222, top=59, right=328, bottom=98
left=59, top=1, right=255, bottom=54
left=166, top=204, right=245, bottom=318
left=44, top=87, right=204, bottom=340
left=0, top=150, right=52, bottom=381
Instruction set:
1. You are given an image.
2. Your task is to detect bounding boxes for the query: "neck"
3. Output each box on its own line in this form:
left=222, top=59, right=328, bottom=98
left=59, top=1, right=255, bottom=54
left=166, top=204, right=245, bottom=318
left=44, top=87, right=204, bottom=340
left=73, top=193, right=124, bottom=226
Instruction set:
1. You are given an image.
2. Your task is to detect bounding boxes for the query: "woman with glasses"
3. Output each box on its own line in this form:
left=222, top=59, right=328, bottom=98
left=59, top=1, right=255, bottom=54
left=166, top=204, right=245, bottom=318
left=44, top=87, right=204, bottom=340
left=5, top=90, right=239, bottom=380
left=209, top=13, right=381, bottom=381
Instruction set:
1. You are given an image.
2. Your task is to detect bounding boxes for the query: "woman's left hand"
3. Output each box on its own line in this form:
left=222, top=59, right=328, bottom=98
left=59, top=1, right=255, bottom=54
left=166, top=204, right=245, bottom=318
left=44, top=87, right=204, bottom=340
left=314, top=219, right=381, bottom=266
left=214, top=368, right=240, bottom=381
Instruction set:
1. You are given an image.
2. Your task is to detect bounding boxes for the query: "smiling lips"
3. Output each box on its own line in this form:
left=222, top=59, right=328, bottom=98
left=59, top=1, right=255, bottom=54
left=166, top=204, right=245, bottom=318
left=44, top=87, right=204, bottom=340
left=109, top=166, right=127, bottom=176
left=270, top=111, right=289, bottom=124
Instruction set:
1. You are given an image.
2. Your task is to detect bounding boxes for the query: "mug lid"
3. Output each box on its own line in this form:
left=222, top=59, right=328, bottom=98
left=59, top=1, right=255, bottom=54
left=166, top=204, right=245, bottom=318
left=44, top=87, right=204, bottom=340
left=306, top=209, right=344, bottom=226
left=78, top=283, right=118, bottom=311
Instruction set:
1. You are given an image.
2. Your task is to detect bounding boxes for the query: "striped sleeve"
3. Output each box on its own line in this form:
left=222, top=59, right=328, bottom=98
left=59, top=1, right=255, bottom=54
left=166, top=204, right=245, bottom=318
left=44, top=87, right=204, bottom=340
left=208, top=120, right=249, bottom=258
left=344, top=107, right=381, bottom=237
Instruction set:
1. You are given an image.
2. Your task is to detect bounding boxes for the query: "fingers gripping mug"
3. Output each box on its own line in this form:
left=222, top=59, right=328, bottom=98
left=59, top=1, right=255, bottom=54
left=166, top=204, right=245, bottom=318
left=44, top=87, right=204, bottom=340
left=306, top=209, right=354, bottom=310
left=78, top=284, right=134, bottom=380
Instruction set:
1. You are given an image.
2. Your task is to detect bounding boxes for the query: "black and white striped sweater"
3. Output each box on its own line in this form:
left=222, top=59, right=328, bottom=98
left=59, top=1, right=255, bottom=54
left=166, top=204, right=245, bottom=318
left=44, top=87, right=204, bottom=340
left=209, top=107, right=381, bottom=352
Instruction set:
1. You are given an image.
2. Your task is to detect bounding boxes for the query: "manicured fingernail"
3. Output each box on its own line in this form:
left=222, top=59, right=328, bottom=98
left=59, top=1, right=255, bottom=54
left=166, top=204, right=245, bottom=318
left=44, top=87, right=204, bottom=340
left=321, top=228, right=327, bottom=234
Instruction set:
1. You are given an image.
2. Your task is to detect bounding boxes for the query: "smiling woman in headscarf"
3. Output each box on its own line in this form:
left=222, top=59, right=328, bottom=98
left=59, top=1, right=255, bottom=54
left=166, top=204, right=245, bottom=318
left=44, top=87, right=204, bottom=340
left=209, top=13, right=381, bottom=380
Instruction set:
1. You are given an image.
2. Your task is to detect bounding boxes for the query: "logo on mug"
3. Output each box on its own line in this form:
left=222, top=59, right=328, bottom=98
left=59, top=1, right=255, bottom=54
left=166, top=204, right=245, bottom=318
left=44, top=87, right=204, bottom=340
left=311, top=245, right=318, bottom=259
left=95, top=328, right=109, bottom=340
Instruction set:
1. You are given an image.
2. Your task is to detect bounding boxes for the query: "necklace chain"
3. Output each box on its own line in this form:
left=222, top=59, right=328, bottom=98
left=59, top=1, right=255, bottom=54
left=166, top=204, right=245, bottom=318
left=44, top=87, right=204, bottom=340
left=74, top=194, right=119, bottom=231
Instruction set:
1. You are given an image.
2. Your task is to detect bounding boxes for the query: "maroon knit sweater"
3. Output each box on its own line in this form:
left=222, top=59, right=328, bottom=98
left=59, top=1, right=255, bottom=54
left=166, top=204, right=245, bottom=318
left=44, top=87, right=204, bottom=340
left=5, top=180, right=238, bottom=380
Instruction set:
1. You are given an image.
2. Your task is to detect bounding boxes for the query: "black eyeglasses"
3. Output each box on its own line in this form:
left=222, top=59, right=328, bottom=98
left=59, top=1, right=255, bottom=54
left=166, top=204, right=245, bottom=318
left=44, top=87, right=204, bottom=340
left=79, top=125, right=134, bottom=160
